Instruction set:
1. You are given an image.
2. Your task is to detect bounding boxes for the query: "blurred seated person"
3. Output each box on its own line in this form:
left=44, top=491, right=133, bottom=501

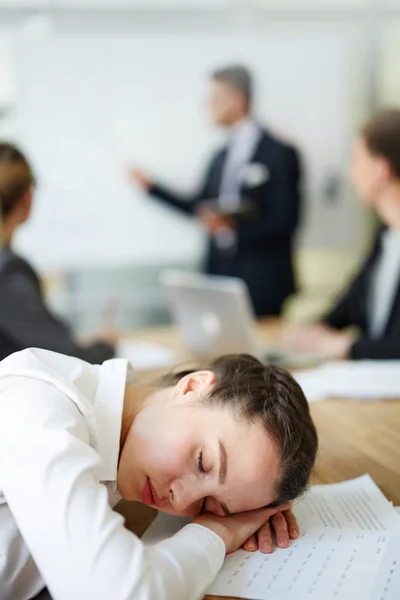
left=284, top=110, right=400, bottom=360
left=0, top=142, right=115, bottom=363
left=130, top=65, right=302, bottom=317
left=0, top=327, right=19, bottom=362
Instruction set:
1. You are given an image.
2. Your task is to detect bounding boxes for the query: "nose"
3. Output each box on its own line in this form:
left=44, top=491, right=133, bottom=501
left=169, top=477, right=204, bottom=514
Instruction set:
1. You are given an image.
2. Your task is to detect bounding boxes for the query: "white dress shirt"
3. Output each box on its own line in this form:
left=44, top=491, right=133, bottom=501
left=215, top=119, right=261, bottom=251
left=0, top=348, right=225, bottom=600
left=218, top=118, right=261, bottom=213
left=368, top=229, right=400, bottom=339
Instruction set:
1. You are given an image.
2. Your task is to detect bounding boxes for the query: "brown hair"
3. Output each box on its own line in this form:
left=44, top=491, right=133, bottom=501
left=160, top=354, right=318, bottom=506
left=0, top=142, right=35, bottom=220
left=362, top=109, right=400, bottom=180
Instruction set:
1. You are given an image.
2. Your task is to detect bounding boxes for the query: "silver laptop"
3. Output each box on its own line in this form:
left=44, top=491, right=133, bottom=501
left=160, top=270, right=322, bottom=367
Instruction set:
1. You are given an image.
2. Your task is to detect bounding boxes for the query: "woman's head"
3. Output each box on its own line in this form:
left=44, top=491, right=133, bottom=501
left=118, top=354, right=318, bottom=517
left=0, top=143, right=35, bottom=240
left=350, top=109, right=400, bottom=207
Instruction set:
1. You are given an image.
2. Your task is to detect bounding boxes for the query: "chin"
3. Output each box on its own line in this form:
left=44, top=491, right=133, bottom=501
left=116, top=480, right=138, bottom=502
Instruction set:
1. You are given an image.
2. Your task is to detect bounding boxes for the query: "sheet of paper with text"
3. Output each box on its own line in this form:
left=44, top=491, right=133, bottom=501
left=142, top=475, right=400, bottom=600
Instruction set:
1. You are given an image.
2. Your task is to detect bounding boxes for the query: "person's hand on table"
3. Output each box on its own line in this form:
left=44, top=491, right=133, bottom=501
left=283, top=323, right=356, bottom=359
left=98, top=327, right=120, bottom=348
left=283, top=323, right=332, bottom=351
left=196, top=206, right=234, bottom=235
left=193, top=503, right=298, bottom=555
left=307, top=328, right=356, bottom=359
left=79, top=328, right=120, bottom=349
left=128, top=167, right=152, bottom=192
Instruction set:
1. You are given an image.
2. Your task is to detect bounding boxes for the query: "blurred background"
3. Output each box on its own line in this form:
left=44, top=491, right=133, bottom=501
left=0, top=0, right=399, bottom=336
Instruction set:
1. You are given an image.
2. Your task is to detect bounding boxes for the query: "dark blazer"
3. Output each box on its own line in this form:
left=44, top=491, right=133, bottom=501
left=149, top=128, right=302, bottom=317
left=0, top=326, right=20, bottom=362
left=324, top=228, right=400, bottom=359
left=0, top=247, right=115, bottom=364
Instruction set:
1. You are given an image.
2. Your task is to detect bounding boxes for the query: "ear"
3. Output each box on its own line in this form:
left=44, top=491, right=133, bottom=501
left=175, top=370, right=216, bottom=400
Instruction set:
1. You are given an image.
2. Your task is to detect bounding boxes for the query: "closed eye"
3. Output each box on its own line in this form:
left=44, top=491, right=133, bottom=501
left=197, top=450, right=205, bottom=475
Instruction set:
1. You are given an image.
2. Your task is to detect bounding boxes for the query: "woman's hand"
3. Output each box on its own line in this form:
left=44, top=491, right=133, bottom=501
left=283, top=323, right=356, bottom=359
left=283, top=323, right=332, bottom=352
left=242, top=506, right=299, bottom=554
left=192, top=503, right=294, bottom=555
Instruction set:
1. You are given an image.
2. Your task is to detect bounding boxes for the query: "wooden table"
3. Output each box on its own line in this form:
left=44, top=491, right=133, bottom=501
left=117, top=319, right=400, bottom=600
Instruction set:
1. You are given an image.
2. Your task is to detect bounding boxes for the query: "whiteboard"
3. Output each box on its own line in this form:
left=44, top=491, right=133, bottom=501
left=0, top=28, right=14, bottom=106
left=13, top=31, right=354, bottom=269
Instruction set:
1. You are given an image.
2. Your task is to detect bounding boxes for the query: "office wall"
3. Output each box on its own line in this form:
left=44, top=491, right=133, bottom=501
left=380, top=20, right=400, bottom=107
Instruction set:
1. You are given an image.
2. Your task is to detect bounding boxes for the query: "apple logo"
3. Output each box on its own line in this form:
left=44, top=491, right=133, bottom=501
left=200, top=311, right=222, bottom=339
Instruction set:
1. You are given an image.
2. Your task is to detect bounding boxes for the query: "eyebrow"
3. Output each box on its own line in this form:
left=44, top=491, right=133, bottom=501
left=217, top=440, right=231, bottom=516
left=218, top=439, right=227, bottom=485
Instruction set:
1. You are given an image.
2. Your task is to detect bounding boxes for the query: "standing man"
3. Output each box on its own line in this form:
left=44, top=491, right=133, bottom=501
left=130, top=65, right=302, bottom=317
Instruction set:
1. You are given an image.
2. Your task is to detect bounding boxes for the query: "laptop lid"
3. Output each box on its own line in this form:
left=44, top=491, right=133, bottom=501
left=160, top=270, right=260, bottom=359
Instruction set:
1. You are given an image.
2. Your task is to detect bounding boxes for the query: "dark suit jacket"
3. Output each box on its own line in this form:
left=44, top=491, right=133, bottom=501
left=0, top=247, right=115, bottom=364
left=324, top=228, right=400, bottom=359
left=149, top=128, right=302, bottom=317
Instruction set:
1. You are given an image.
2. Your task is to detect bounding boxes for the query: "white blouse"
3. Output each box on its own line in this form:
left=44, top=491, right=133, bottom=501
left=0, top=349, right=225, bottom=600
left=368, top=228, right=400, bottom=339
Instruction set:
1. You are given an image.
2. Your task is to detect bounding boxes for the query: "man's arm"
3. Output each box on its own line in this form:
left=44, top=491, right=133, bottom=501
left=323, top=235, right=381, bottom=331
left=350, top=335, right=400, bottom=359
left=132, top=154, right=221, bottom=217
left=323, top=280, right=364, bottom=331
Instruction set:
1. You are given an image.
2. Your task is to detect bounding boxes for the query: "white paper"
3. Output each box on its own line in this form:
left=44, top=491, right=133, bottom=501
left=294, top=360, right=400, bottom=402
left=370, top=535, right=400, bottom=600
left=116, top=340, right=175, bottom=371
left=209, top=531, right=398, bottom=600
left=143, top=475, right=400, bottom=600
left=293, top=369, right=332, bottom=403
left=293, top=475, right=400, bottom=533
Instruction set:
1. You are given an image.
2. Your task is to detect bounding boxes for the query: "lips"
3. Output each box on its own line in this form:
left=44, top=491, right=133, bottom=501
left=141, top=477, right=160, bottom=507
